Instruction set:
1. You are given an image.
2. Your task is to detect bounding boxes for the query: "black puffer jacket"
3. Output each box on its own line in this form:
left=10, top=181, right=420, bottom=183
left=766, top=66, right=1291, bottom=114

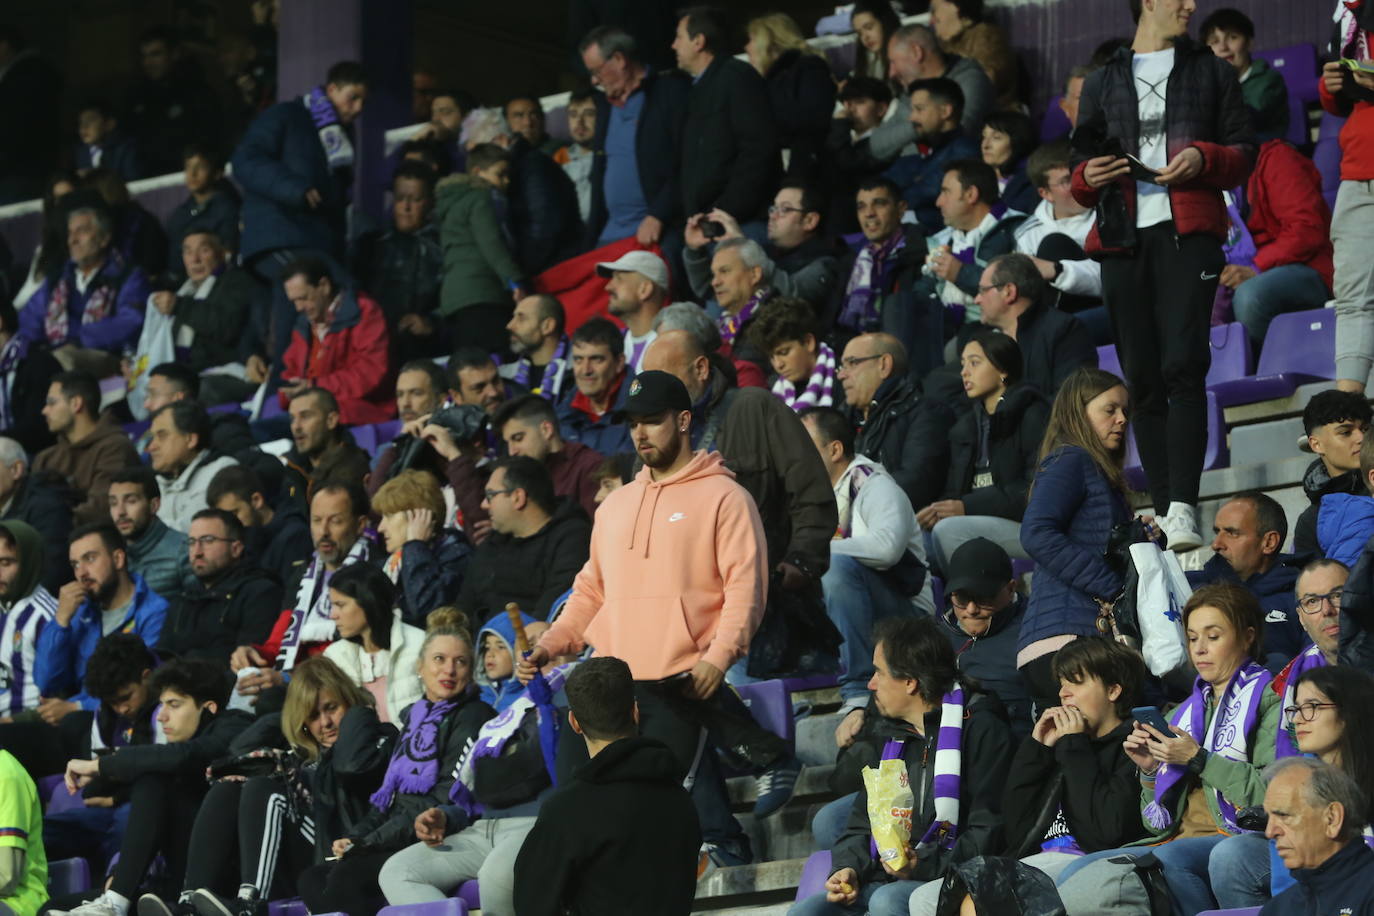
left=851, top=375, right=956, bottom=513
left=157, top=563, right=284, bottom=665
left=763, top=49, right=836, bottom=181
left=681, top=55, right=780, bottom=222
left=311, top=705, right=398, bottom=862
left=943, top=383, right=1050, bottom=522
left=455, top=498, right=591, bottom=623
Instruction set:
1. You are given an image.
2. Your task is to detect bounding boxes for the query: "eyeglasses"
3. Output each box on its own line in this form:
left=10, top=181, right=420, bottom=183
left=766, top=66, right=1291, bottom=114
left=839, top=355, right=881, bottom=370
left=1283, top=701, right=1338, bottom=722
left=1297, top=588, right=1342, bottom=615
left=189, top=535, right=234, bottom=549
left=768, top=205, right=808, bottom=216
left=483, top=488, right=515, bottom=501
left=950, top=592, right=997, bottom=613
left=976, top=283, right=1008, bottom=295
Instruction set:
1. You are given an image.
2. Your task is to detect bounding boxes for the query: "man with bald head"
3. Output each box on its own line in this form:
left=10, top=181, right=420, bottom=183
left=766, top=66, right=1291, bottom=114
left=643, top=329, right=836, bottom=610
left=502, top=294, right=573, bottom=403
left=837, top=332, right=953, bottom=511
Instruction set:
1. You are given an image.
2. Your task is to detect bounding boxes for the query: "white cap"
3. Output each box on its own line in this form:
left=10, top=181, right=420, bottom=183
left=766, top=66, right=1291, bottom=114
left=594, top=250, right=669, bottom=290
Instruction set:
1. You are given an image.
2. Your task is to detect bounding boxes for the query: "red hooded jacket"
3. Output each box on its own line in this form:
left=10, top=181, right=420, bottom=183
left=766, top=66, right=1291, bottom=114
left=279, top=290, right=395, bottom=425
left=1245, top=140, right=1334, bottom=289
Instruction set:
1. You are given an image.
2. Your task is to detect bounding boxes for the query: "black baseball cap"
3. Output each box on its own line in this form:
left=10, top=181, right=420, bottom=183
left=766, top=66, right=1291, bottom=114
left=945, top=538, right=1013, bottom=603
left=620, top=370, right=692, bottom=418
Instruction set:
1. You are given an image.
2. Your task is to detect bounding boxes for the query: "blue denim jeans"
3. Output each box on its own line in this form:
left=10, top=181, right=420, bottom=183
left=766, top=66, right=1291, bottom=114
left=822, top=554, right=919, bottom=704
left=789, top=879, right=925, bottom=916
left=1231, top=262, right=1330, bottom=348
left=811, top=792, right=860, bottom=851
left=1208, top=832, right=1271, bottom=908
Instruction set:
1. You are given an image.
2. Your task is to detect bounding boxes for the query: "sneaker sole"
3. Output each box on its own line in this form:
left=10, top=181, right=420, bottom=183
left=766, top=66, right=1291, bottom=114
left=137, top=897, right=174, bottom=916
left=190, top=890, right=235, bottom=916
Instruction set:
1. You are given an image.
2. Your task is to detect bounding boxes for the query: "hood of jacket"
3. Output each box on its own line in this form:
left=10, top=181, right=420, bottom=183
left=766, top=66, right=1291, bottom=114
left=435, top=172, right=497, bottom=218
left=622, top=450, right=736, bottom=558
left=0, top=518, right=43, bottom=602
left=576, top=735, right=683, bottom=787
left=1302, top=457, right=1363, bottom=505
left=74, top=413, right=133, bottom=456
left=935, top=855, right=1067, bottom=916
left=476, top=607, right=538, bottom=695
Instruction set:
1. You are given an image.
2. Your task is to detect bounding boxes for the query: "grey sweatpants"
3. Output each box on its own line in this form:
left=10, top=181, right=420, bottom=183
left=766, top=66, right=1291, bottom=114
left=377, top=815, right=537, bottom=916
left=1332, top=179, right=1374, bottom=386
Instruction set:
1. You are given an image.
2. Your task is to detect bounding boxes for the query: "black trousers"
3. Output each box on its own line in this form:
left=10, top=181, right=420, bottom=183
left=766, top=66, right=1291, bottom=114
left=182, top=777, right=315, bottom=901
left=297, top=850, right=391, bottom=916
left=1100, top=223, right=1224, bottom=509
left=0, top=712, right=92, bottom=777
left=109, top=773, right=207, bottom=900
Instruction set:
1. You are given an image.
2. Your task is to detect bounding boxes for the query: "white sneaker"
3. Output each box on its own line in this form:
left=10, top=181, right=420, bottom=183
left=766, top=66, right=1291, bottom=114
left=1159, top=504, right=1203, bottom=552
left=53, top=898, right=124, bottom=916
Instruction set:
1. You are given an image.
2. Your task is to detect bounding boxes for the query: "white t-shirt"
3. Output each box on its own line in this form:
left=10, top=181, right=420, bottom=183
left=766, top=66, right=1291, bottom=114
left=1133, top=48, right=1174, bottom=228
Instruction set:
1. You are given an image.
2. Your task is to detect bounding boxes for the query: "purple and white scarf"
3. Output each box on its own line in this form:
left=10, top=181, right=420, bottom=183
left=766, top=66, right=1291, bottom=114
left=277, top=534, right=373, bottom=672
left=839, top=233, right=906, bottom=332
left=1276, top=644, right=1327, bottom=759
left=719, top=288, right=771, bottom=348
left=870, top=685, right=966, bottom=861
left=304, top=85, right=354, bottom=170
left=45, top=251, right=125, bottom=346
left=370, top=695, right=460, bottom=810
left=0, top=335, right=29, bottom=431
left=772, top=342, right=836, bottom=412
left=513, top=336, right=570, bottom=402
left=1144, top=661, right=1272, bottom=832
left=836, top=459, right=878, bottom=538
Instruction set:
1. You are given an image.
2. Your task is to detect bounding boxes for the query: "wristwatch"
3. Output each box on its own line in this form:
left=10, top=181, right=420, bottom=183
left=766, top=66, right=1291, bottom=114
left=1051, top=260, right=1064, bottom=282
left=1185, top=747, right=1209, bottom=775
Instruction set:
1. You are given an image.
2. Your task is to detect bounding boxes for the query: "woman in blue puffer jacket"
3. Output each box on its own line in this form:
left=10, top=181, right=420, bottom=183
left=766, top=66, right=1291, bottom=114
left=1018, top=367, right=1134, bottom=712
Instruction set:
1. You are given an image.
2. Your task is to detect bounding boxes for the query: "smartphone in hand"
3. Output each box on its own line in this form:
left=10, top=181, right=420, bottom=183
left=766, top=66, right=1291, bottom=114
left=1132, top=705, right=1174, bottom=740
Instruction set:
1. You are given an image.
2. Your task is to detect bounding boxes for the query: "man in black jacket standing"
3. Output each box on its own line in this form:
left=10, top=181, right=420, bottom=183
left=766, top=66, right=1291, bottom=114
left=673, top=6, right=779, bottom=227
left=513, top=656, right=700, bottom=916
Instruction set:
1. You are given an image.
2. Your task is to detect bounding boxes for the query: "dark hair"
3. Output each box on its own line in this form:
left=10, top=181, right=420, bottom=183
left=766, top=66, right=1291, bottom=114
left=0, top=298, right=15, bottom=337
left=149, top=657, right=232, bottom=709
left=138, top=25, right=178, bottom=49
left=393, top=159, right=439, bottom=198
left=856, top=175, right=902, bottom=201
left=1027, top=140, right=1073, bottom=190
left=527, top=294, right=566, bottom=339
left=77, top=96, right=118, bottom=120
left=69, top=522, right=126, bottom=555
left=964, top=327, right=1023, bottom=387
left=398, top=359, right=448, bottom=397
left=84, top=633, right=157, bottom=702
left=945, top=158, right=1000, bottom=206
left=492, top=455, right=556, bottom=515
left=1298, top=556, right=1350, bottom=587
left=1092, top=37, right=1131, bottom=65
left=149, top=361, right=200, bottom=400
left=466, top=143, right=510, bottom=173
left=281, top=255, right=333, bottom=289
left=593, top=453, right=636, bottom=487
left=326, top=60, right=368, bottom=88
left=747, top=297, right=818, bottom=354
left=849, top=0, right=902, bottom=79
left=312, top=479, right=370, bottom=520
left=799, top=406, right=855, bottom=460
left=838, top=75, right=893, bottom=106
left=328, top=562, right=398, bottom=650
left=52, top=370, right=101, bottom=419
left=986, top=253, right=1047, bottom=304
left=570, top=316, right=624, bottom=354
left=398, top=138, right=452, bottom=176
left=676, top=5, right=728, bottom=55
left=1303, top=389, right=1373, bottom=436
left=1183, top=582, right=1264, bottom=662
left=1294, top=665, right=1374, bottom=823
left=1199, top=7, right=1254, bottom=40
left=449, top=345, right=497, bottom=376
left=910, top=77, right=965, bottom=123
left=433, top=87, right=478, bottom=113
left=206, top=464, right=266, bottom=509
left=873, top=616, right=959, bottom=705
left=945, top=0, right=985, bottom=19
left=1051, top=637, right=1146, bottom=719
left=182, top=142, right=225, bottom=172
left=153, top=400, right=212, bottom=452
left=290, top=385, right=341, bottom=417
left=1229, top=490, right=1289, bottom=548
left=190, top=507, right=245, bottom=543
left=503, top=93, right=543, bottom=115
left=982, top=110, right=1037, bottom=170
left=565, top=656, right=637, bottom=741
left=494, top=394, right=560, bottom=437
left=568, top=87, right=598, bottom=108
left=109, top=466, right=160, bottom=502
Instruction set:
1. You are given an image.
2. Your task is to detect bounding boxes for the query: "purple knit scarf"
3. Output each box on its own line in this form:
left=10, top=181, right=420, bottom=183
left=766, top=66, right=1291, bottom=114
left=304, top=85, right=354, bottom=170
left=719, top=288, right=771, bottom=348
left=369, top=696, right=459, bottom=811
left=839, top=233, right=906, bottom=332
left=0, top=335, right=29, bottom=431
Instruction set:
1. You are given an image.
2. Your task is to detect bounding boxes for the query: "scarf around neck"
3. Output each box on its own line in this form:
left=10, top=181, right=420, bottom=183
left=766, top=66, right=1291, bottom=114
left=514, top=336, right=570, bottom=401
left=772, top=342, right=836, bottom=412
left=871, top=684, right=966, bottom=861
left=1276, top=644, right=1327, bottom=759
left=719, top=287, right=771, bottom=348
left=840, top=233, right=906, bottom=332
left=0, top=335, right=29, bottom=430
left=304, top=85, right=354, bottom=170
left=1145, top=661, right=1272, bottom=833
left=46, top=250, right=124, bottom=346
left=278, top=534, right=372, bottom=672
left=370, top=695, right=460, bottom=810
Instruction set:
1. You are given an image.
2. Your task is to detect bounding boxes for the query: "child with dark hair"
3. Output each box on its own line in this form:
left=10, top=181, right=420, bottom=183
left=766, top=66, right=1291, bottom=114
left=1295, top=389, right=1374, bottom=556
left=49, top=658, right=252, bottom=916
left=1199, top=7, right=1290, bottom=142
left=74, top=99, right=143, bottom=182
left=163, top=145, right=241, bottom=277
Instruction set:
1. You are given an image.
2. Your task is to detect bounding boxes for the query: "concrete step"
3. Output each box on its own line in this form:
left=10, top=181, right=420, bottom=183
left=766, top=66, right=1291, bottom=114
left=727, top=764, right=836, bottom=807
left=1228, top=416, right=1305, bottom=465
left=694, top=857, right=808, bottom=913
left=1222, top=380, right=1341, bottom=426
left=795, top=711, right=844, bottom=768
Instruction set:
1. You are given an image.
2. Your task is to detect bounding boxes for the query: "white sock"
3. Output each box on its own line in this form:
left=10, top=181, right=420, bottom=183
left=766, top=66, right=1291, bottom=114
left=103, top=891, right=131, bottom=916
left=238, top=885, right=258, bottom=901
left=1167, top=501, right=1196, bottom=520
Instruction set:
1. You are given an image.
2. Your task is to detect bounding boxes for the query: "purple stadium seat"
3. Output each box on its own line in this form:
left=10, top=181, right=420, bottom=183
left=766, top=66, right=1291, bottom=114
left=259, top=393, right=285, bottom=420
left=1096, top=344, right=1121, bottom=380
left=267, top=899, right=307, bottom=916
left=930, top=575, right=944, bottom=612
left=734, top=679, right=796, bottom=745
left=45, top=782, right=87, bottom=815
left=1204, top=322, right=1252, bottom=387
left=37, top=773, right=63, bottom=803
left=1254, top=45, right=1319, bottom=104
left=207, top=402, right=240, bottom=415
left=1210, top=308, right=1335, bottom=407
left=1011, top=558, right=1035, bottom=580
left=795, top=850, right=833, bottom=901
left=377, top=900, right=469, bottom=916
left=823, top=42, right=856, bottom=78
left=122, top=419, right=151, bottom=440
left=1314, top=111, right=1346, bottom=205
left=47, top=858, right=90, bottom=896
left=1040, top=95, right=1070, bottom=142
left=457, top=880, right=480, bottom=909
left=779, top=673, right=839, bottom=693
left=374, top=419, right=402, bottom=443
left=350, top=424, right=379, bottom=457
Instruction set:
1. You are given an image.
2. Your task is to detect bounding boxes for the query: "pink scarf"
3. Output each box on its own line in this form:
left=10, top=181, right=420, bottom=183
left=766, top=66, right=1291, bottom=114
left=45, top=251, right=125, bottom=346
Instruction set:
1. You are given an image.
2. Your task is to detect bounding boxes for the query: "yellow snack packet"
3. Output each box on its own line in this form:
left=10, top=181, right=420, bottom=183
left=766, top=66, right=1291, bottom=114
left=863, top=758, right=914, bottom=871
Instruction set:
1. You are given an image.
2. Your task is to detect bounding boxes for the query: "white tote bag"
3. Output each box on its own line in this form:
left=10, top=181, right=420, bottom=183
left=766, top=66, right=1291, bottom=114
left=127, top=305, right=177, bottom=420
left=1128, top=541, right=1193, bottom=676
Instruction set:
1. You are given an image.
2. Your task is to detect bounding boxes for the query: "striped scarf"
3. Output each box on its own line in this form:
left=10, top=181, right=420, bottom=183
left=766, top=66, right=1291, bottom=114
left=45, top=251, right=125, bottom=346
left=0, top=335, right=29, bottom=432
left=304, top=85, right=354, bottom=170
left=839, top=232, right=906, bottom=332
left=512, top=336, right=570, bottom=401
left=278, top=534, right=373, bottom=672
left=719, top=288, right=770, bottom=348
left=772, top=342, right=836, bottom=412
left=871, top=684, right=966, bottom=860
left=1276, top=644, right=1327, bottom=758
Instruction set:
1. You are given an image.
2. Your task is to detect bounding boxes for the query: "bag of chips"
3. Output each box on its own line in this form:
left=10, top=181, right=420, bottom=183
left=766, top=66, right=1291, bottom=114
left=863, top=758, right=914, bottom=871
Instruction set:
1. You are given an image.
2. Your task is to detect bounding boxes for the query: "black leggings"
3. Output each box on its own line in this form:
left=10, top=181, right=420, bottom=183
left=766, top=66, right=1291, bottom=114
left=297, top=850, right=392, bottom=916
left=109, top=773, right=207, bottom=900
left=183, top=778, right=315, bottom=900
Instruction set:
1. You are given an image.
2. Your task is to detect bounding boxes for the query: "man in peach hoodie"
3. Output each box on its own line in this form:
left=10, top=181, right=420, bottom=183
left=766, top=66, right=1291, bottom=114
left=519, top=370, right=801, bottom=868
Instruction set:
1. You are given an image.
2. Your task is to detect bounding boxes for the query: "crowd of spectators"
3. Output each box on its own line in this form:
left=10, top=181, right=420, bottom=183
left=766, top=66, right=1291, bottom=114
left=1, top=0, right=1374, bottom=914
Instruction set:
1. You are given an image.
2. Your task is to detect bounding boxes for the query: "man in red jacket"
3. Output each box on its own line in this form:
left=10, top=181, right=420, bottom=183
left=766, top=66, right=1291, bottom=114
left=1072, top=0, right=1254, bottom=552
left=1321, top=1, right=1374, bottom=395
left=277, top=255, right=394, bottom=425
left=1222, top=139, right=1334, bottom=350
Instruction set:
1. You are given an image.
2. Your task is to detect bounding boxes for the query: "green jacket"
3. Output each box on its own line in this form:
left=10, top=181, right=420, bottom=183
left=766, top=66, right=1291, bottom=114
left=435, top=173, right=524, bottom=316
left=1131, top=686, right=1280, bottom=844
left=1241, top=59, right=1291, bottom=143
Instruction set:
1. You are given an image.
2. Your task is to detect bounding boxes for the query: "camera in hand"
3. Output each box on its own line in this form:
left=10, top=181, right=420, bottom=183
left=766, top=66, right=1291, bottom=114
left=702, top=220, right=727, bottom=240
left=389, top=403, right=489, bottom=480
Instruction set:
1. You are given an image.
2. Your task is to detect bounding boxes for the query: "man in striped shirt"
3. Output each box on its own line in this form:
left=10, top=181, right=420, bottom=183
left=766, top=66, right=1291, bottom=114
left=0, top=519, right=55, bottom=719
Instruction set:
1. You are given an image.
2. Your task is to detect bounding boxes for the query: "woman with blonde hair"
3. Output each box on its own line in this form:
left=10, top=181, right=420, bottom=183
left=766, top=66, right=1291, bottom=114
left=372, top=469, right=471, bottom=625
left=171, top=656, right=397, bottom=916
left=745, top=12, right=835, bottom=180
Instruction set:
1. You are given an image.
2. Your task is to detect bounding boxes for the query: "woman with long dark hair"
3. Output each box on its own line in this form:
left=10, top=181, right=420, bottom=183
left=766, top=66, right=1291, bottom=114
left=849, top=1, right=903, bottom=83
left=323, top=560, right=426, bottom=724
